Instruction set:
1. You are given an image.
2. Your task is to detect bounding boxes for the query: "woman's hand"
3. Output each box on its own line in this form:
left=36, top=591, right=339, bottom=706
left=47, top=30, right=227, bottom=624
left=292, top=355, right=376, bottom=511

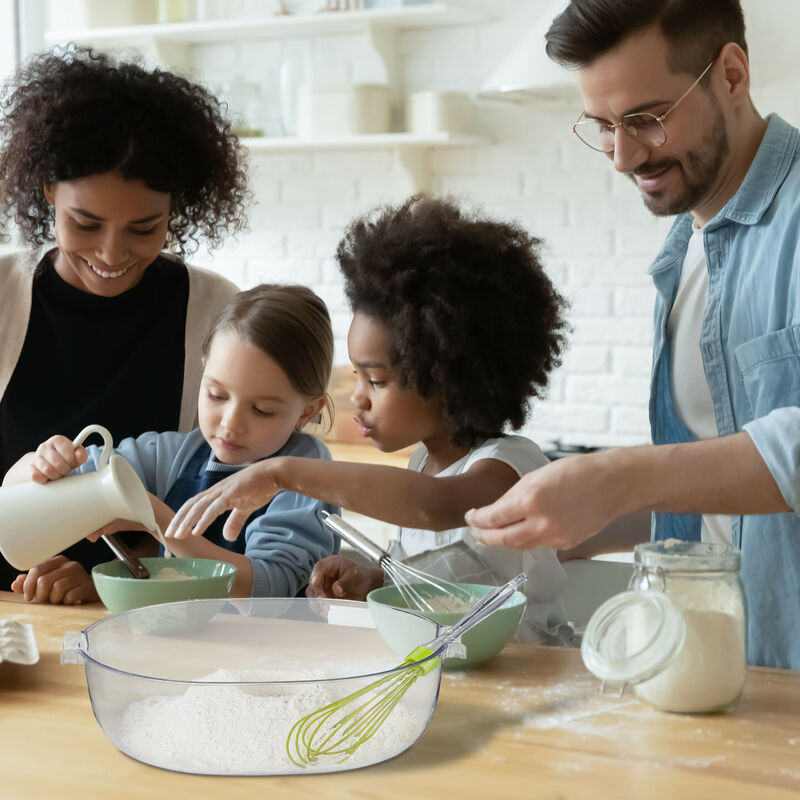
left=306, top=556, right=384, bottom=601
left=166, top=461, right=282, bottom=542
left=10, top=555, right=99, bottom=605
left=28, top=435, right=88, bottom=484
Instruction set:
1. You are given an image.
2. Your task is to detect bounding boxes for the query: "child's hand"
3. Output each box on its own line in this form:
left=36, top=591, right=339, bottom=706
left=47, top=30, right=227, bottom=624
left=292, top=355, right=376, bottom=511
left=166, top=461, right=281, bottom=542
left=306, top=556, right=384, bottom=601
left=29, top=435, right=88, bottom=484
left=10, top=555, right=100, bottom=605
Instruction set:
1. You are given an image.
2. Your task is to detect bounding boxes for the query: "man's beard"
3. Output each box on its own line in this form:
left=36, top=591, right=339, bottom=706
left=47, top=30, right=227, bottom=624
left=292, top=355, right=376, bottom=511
left=633, top=111, right=730, bottom=217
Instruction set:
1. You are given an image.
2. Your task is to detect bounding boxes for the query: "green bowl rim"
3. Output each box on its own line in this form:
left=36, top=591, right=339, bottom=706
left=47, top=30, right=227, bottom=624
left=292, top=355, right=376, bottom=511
left=91, top=556, right=238, bottom=581
left=367, top=581, right=527, bottom=610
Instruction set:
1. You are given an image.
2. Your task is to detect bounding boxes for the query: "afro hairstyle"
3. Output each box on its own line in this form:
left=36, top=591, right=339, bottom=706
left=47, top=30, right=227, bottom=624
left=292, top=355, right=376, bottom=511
left=336, top=195, right=569, bottom=446
left=0, top=46, right=249, bottom=254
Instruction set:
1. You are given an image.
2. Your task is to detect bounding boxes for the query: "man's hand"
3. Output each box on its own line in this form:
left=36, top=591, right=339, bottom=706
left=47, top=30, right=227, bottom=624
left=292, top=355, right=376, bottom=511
left=466, top=452, right=624, bottom=551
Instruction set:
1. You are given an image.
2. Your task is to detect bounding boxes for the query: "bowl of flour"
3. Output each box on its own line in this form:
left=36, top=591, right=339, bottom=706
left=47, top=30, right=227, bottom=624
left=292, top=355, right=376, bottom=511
left=91, top=557, right=237, bottom=612
left=60, top=597, right=441, bottom=774
left=367, top=581, right=526, bottom=669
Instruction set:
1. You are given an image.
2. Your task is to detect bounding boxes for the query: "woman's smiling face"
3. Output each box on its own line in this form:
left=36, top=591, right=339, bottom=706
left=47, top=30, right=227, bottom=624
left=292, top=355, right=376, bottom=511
left=44, top=170, right=170, bottom=297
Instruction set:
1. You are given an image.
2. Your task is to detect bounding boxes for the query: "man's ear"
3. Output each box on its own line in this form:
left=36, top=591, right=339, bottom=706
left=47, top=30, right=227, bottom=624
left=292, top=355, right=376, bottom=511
left=717, top=42, right=751, bottom=108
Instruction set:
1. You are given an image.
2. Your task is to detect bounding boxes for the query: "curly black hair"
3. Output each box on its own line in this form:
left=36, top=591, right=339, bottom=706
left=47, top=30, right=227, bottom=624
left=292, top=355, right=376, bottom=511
left=337, top=195, right=569, bottom=447
left=0, top=46, right=249, bottom=254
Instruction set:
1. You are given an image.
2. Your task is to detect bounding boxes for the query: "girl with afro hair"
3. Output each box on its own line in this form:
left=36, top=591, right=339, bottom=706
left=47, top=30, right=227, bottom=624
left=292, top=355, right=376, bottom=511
left=165, top=195, right=572, bottom=643
left=0, top=47, right=249, bottom=601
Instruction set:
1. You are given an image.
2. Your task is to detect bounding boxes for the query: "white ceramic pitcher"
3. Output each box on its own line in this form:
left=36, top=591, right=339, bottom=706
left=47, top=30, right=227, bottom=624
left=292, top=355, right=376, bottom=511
left=0, top=425, right=156, bottom=570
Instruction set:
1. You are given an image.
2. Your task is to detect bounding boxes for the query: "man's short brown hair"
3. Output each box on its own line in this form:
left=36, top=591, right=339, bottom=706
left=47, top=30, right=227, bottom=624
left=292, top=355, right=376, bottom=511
left=545, top=0, right=747, bottom=76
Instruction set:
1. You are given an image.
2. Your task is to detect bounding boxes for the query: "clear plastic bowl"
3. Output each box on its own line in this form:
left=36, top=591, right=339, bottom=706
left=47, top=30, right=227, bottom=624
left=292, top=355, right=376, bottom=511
left=61, top=597, right=442, bottom=775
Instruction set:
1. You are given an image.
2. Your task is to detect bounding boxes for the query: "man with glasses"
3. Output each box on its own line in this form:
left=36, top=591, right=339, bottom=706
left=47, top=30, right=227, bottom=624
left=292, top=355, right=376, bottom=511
left=466, top=0, right=800, bottom=669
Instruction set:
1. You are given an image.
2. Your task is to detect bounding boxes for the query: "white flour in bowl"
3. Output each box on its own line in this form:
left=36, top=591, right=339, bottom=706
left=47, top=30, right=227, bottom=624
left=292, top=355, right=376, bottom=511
left=421, top=593, right=479, bottom=614
left=116, top=667, right=428, bottom=773
left=148, top=567, right=198, bottom=582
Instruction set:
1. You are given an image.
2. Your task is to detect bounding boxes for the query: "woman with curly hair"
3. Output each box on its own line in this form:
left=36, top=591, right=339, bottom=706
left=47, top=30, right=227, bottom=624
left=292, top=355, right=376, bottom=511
left=165, top=195, right=572, bottom=643
left=0, top=47, right=249, bottom=600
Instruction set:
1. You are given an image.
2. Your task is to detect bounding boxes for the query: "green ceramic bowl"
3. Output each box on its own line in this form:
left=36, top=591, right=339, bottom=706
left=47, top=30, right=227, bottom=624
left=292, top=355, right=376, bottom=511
left=367, top=582, right=527, bottom=670
left=92, top=557, right=237, bottom=613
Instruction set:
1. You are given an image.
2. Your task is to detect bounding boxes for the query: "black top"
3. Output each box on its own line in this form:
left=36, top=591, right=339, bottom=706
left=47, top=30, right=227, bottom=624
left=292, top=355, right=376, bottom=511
left=0, top=253, right=189, bottom=587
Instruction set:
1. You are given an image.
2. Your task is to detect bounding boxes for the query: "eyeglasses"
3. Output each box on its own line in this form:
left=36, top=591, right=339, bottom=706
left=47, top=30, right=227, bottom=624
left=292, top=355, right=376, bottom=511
left=572, top=59, right=715, bottom=153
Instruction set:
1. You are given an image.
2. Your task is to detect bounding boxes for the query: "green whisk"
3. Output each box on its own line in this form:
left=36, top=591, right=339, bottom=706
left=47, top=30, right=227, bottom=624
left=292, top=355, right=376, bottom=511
left=286, top=573, right=527, bottom=768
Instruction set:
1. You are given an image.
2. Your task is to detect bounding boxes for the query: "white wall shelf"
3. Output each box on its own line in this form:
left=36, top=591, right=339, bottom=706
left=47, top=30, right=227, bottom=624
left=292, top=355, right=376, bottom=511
left=243, top=132, right=489, bottom=192
left=44, top=4, right=488, bottom=46
left=242, top=132, right=488, bottom=152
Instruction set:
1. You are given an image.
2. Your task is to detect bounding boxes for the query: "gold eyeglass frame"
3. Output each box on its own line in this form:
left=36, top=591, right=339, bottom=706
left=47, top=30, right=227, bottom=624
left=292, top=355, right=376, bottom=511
left=572, top=59, right=716, bottom=152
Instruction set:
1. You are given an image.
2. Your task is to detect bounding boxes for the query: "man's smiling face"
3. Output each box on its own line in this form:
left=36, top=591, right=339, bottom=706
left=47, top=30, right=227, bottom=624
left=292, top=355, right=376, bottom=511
left=577, top=26, right=729, bottom=217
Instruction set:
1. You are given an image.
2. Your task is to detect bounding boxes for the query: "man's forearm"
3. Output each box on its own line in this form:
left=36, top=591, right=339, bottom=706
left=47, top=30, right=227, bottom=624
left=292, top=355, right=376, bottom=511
left=610, top=431, right=791, bottom=516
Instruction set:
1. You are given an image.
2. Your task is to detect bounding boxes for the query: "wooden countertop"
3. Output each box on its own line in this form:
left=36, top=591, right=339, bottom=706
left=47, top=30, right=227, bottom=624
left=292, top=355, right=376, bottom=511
left=326, top=440, right=414, bottom=468
left=3, top=593, right=800, bottom=800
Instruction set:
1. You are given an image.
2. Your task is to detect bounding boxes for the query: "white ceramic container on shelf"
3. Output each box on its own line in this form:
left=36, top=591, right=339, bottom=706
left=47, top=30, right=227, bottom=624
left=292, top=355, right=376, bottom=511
left=297, top=84, right=392, bottom=137
left=406, top=91, right=471, bottom=135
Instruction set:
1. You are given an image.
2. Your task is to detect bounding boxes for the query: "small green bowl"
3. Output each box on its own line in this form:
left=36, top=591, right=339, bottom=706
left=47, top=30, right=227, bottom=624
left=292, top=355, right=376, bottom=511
left=92, top=557, right=237, bottom=613
left=367, top=582, right=527, bottom=670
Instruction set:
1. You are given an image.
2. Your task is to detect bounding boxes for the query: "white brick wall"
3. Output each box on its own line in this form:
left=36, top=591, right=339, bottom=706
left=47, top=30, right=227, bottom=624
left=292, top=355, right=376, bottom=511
left=188, top=0, right=799, bottom=450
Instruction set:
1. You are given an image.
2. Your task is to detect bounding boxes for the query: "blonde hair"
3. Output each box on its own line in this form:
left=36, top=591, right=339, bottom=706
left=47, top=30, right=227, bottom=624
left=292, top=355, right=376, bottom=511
left=203, top=284, right=334, bottom=429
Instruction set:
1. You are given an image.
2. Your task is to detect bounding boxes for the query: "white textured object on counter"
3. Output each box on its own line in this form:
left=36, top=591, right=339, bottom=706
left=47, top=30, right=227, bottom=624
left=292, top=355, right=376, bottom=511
left=0, top=619, right=39, bottom=665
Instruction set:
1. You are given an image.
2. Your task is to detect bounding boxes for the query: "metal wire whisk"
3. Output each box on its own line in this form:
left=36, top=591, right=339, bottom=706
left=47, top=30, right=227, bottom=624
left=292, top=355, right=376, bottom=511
left=321, top=512, right=478, bottom=614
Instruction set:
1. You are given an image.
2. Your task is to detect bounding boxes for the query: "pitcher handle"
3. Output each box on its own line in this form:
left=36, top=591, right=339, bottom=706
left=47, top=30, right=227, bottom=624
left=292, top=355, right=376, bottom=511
left=72, top=424, right=114, bottom=470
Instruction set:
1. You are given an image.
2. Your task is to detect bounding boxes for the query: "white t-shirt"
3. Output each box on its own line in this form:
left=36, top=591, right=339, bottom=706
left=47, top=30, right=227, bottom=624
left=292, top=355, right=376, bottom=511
left=668, top=227, right=732, bottom=545
left=387, top=435, right=570, bottom=644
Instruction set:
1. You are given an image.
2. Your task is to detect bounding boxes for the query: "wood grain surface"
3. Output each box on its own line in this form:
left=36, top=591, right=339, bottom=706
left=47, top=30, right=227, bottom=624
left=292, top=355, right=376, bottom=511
left=2, top=593, right=800, bottom=800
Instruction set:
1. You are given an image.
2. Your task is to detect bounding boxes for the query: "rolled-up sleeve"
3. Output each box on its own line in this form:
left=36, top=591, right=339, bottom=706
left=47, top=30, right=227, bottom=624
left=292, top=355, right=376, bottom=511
left=743, top=407, right=800, bottom=515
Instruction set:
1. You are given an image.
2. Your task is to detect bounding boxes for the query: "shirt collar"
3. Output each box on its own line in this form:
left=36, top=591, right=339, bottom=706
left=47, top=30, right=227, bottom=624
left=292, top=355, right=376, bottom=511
left=648, top=114, right=798, bottom=275
left=715, top=114, right=798, bottom=228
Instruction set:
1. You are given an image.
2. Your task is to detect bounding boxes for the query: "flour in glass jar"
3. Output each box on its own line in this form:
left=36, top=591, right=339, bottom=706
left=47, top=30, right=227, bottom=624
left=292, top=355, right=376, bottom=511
left=117, top=668, right=428, bottom=773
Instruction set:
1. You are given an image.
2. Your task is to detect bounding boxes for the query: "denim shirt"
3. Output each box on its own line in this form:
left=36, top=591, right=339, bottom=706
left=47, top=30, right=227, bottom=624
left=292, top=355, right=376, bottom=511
left=649, top=115, right=800, bottom=669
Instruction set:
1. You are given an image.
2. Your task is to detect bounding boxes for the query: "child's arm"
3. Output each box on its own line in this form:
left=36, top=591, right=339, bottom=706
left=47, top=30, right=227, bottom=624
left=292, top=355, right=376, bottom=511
left=167, top=456, right=519, bottom=542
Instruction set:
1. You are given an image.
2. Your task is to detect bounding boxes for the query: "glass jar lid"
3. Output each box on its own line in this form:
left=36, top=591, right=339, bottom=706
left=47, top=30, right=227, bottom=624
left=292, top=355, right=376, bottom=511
left=581, top=590, right=686, bottom=686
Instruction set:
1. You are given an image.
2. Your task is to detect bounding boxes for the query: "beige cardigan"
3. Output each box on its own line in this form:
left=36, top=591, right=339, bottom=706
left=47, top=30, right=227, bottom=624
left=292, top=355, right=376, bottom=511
left=0, top=250, right=239, bottom=433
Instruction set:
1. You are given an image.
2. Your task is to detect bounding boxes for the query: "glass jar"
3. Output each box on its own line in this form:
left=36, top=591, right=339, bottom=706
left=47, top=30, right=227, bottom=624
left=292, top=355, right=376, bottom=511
left=581, top=541, right=746, bottom=713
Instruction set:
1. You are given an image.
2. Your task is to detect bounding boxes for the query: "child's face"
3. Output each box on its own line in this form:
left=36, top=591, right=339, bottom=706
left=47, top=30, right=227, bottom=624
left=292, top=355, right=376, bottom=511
left=43, top=170, right=170, bottom=297
left=347, top=312, right=445, bottom=452
left=198, top=330, right=324, bottom=464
